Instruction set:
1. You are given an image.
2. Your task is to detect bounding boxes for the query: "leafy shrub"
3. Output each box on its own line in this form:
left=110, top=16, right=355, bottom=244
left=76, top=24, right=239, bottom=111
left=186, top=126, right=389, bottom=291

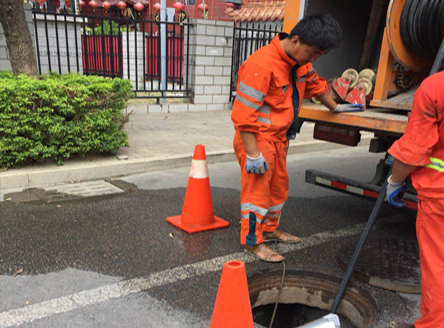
left=82, top=21, right=129, bottom=36
left=0, top=72, right=132, bottom=168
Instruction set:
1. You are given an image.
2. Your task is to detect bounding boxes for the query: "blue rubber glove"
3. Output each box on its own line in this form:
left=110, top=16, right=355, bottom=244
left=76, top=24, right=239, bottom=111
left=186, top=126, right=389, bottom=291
left=332, top=104, right=364, bottom=113
left=386, top=175, right=407, bottom=208
left=245, top=152, right=268, bottom=174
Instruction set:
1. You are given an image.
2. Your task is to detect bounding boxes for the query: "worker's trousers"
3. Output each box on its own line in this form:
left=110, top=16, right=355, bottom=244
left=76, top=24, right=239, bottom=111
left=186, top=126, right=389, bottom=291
left=415, top=200, right=444, bottom=328
left=234, top=134, right=289, bottom=245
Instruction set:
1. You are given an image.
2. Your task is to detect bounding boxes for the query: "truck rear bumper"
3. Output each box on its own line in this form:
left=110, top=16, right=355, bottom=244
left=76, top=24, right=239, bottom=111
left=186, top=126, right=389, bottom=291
left=305, top=169, right=418, bottom=210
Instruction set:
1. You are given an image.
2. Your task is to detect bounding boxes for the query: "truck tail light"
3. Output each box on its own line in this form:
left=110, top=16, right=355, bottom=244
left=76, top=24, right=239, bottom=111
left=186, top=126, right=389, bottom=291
left=313, top=123, right=361, bottom=146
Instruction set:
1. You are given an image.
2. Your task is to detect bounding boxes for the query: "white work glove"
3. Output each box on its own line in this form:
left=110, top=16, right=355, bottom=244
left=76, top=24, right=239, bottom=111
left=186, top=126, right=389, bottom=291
left=332, top=104, right=364, bottom=113
left=385, top=175, right=407, bottom=208
left=245, top=152, right=268, bottom=174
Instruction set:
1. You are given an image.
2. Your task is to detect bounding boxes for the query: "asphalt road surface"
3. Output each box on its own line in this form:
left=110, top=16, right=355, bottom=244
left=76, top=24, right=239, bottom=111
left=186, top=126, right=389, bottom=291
left=0, top=146, right=420, bottom=328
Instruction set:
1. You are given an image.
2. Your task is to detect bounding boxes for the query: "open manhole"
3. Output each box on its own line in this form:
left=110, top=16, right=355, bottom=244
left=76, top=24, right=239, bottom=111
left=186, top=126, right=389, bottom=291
left=249, top=270, right=378, bottom=328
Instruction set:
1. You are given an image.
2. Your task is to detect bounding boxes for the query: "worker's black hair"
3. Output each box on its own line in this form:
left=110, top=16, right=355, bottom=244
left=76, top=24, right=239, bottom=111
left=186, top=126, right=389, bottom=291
left=289, top=13, right=342, bottom=51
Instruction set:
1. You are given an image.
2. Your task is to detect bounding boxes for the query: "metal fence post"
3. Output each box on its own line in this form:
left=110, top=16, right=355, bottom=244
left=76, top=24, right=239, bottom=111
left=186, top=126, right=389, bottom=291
left=160, top=0, right=167, bottom=102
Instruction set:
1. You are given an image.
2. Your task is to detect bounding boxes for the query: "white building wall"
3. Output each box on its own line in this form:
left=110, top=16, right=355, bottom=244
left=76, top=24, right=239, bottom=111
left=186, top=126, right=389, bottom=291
left=34, top=14, right=83, bottom=75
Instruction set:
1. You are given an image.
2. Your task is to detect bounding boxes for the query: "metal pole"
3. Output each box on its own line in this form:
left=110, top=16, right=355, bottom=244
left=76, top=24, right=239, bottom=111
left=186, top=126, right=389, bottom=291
left=298, top=0, right=307, bottom=21
left=430, top=38, right=444, bottom=76
left=160, top=0, right=167, bottom=102
left=202, top=0, right=206, bottom=19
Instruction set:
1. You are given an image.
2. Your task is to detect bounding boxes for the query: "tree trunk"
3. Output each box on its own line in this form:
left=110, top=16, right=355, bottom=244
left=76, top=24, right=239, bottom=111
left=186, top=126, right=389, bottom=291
left=0, top=0, right=39, bottom=76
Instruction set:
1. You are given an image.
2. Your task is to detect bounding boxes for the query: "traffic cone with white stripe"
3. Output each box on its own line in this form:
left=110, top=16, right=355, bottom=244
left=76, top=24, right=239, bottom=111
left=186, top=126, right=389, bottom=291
left=166, top=144, right=229, bottom=233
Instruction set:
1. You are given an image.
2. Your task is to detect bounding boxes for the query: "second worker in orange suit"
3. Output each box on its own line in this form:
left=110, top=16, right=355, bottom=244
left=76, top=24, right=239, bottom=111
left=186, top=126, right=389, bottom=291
left=386, top=70, right=444, bottom=328
left=231, top=13, right=362, bottom=262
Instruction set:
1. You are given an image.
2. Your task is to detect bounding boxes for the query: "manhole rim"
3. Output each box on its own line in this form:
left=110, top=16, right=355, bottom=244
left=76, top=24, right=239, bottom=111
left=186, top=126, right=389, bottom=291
left=248, top=269, right=379, bottom=328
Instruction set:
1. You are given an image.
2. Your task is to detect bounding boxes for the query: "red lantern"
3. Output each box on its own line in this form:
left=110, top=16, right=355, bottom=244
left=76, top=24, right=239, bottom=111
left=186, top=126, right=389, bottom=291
left=116, top=0, right=127, bottom=9
left=172, top=1, right=185, bottom=11
left=133, top=2, right=144, bottom=12
left=54, top=0, right=60, bottom=8
left=89, top=0, right=98, bottom=9
left=78, top=0, right=85, bottom=8
left=153, top=2, right=160, bottom=11
left=197, top=3, right=208, bottom=11
left=102, top=0, right=111, bottom=11
left=65, top=0, right=71, bottom=7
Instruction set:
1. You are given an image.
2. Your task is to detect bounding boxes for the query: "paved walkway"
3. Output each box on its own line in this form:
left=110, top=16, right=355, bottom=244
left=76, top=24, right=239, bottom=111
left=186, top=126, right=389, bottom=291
left=0, top=110, right=371, bottom=191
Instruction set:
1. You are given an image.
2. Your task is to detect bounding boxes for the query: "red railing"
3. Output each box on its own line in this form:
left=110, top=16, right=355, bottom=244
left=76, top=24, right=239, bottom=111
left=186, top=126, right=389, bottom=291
left=81, top=36, right=122, bottom=77
left=81, top=35, right=184, bottom=82
left=146, top=36, right=184, bottom=82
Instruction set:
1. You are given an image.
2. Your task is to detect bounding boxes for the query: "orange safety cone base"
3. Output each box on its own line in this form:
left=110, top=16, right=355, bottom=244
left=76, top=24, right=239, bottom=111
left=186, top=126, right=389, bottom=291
left=166, top=215, right=229, bottom=233
left=210, top=260, right=254, bottom=328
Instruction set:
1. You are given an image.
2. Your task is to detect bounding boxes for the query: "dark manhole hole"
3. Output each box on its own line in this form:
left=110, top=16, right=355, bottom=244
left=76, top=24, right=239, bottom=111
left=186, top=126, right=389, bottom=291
left=338, top=238, right=420, bottom=294
left=249, top=270, right=378, bottom=328
left=253, top=303, right=356, bottom=328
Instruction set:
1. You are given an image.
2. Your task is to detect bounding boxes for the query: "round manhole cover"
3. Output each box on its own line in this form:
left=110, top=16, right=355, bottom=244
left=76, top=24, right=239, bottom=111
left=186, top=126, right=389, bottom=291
left=338, top=238, right=420, bottom=294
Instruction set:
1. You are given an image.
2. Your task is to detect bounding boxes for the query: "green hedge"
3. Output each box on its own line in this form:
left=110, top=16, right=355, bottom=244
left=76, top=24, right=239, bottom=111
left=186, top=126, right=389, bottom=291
left=0, top=72, right=132, bottom=168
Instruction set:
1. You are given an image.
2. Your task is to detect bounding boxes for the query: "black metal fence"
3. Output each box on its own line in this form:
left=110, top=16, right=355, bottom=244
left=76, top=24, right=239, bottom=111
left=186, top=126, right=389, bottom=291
left=32, top=4, right=192, bottom=99
left=230, top=21, right=281, bottom=101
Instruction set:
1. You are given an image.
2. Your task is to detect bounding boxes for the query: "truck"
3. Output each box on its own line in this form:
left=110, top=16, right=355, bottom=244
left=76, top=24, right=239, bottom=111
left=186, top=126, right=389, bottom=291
left=281, top=0, right=443, bottom=210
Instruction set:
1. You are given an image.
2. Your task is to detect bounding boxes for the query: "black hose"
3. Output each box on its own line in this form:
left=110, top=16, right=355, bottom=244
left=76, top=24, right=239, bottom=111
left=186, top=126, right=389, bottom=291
left=400, top=0, right=444, bottom=58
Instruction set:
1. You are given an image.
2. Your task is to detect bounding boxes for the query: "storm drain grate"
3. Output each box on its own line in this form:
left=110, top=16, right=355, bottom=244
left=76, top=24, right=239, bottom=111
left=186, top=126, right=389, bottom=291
left=53, top=181, right=124, bottom=197
left=338, top=238, right=421, bottom=294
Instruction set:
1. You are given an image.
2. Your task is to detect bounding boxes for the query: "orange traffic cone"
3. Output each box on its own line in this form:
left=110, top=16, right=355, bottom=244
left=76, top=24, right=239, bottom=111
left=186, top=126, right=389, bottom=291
left=210, top=261, right=254, bottom=328
left=166, top=144, right=229, bottom=233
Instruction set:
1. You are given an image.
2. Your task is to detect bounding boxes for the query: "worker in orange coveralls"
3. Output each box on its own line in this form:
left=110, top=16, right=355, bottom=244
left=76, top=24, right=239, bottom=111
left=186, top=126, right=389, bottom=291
left=231, top=13, right=363, bottom=262
left=386, top=70, right=444, bottom=328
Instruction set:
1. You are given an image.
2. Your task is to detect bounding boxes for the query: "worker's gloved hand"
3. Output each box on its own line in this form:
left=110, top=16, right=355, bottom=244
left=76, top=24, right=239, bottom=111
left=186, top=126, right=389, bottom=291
left=386, top=175, right=407, bottom=208
left=245, top=152, right=268, bottom=174
left=332, top=104, right=364, bottom=113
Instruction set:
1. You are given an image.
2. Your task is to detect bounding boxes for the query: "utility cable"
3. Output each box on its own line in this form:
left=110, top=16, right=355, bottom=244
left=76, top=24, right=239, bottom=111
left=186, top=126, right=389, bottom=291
left=400, top=0, right=444, bottom=58
left=269, top=241, right=286, bottom=328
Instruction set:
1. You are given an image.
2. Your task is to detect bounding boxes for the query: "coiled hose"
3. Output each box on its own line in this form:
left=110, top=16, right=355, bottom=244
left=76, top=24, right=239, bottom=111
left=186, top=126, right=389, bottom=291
left=400, top=0, right=444, bottom=58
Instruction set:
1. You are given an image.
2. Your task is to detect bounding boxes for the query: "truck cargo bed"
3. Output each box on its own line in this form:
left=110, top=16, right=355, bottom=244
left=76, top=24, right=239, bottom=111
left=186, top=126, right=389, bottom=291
left=300, top=103, right=408, bottom=135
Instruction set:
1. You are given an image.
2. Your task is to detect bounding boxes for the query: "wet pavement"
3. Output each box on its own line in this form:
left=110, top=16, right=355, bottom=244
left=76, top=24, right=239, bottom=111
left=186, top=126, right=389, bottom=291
left=0, top=147, right=420, bottom=328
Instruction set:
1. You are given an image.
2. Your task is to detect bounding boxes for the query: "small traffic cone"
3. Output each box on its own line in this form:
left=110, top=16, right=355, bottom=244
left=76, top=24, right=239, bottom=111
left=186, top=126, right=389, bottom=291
left=210, top=260, right=254, bottom=328
left=166, top=144, right=229, bottom=233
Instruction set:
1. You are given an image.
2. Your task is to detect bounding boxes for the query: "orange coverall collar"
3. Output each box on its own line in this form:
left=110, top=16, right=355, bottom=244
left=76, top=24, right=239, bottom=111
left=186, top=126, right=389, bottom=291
left=271, top=33, right=297, bottom=68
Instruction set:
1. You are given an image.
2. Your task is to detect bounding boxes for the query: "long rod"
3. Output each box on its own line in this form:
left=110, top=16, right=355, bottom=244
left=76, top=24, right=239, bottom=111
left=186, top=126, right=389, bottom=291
left=430, top=38, right=444, bottom=76
left=54, top=12, right=62, bottom=73
left=44, top=11, right=52, bottom=72
left=33, top=6, right=42, bottom=74
left=330, top=166, right=392, bottom=313
left=64, top=13, right=71, bottom=72
left=73, top=11, right=80, bottom=72
left=160, top=0, right=167, bottom=101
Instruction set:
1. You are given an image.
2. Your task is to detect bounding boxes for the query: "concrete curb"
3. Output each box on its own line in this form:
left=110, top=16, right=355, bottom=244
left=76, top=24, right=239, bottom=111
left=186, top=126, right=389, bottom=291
left=0, top=138, right=371, bottom=190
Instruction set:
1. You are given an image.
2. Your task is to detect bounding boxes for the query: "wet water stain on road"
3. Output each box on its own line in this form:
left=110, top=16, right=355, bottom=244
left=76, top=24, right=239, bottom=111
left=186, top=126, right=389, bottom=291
left=0, top=185, right=240, bottom=277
